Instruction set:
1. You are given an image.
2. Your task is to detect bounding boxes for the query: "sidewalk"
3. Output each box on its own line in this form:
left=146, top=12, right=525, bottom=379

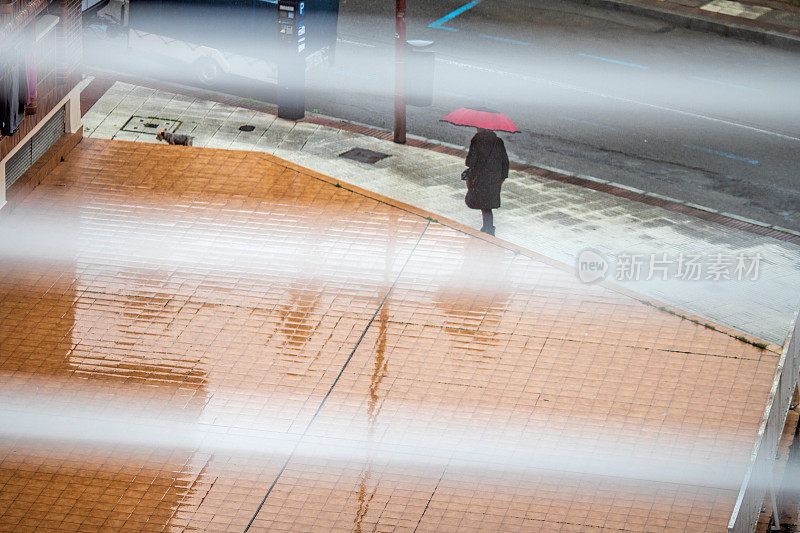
left=586, top=0, right=800, bottom=49
left=80, top=77, right=800, bottom=346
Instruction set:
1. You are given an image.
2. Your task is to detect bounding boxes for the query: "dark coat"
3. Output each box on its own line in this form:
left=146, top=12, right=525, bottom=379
left=465, top=130, right=509, bottom=210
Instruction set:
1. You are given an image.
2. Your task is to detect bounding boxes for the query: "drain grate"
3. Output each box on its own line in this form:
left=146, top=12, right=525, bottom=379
left=239, top=125, right=256, bottom=132
left=121, top=116, right=182, bottom=135
left=339, top=147, right=390, bottom=164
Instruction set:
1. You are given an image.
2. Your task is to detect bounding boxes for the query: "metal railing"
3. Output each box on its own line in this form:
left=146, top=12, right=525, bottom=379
left=728, top=307, right=800, bottom=532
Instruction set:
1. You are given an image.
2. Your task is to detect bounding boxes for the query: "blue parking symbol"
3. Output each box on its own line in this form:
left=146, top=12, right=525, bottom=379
left=299, top=2, right=304, bottom=15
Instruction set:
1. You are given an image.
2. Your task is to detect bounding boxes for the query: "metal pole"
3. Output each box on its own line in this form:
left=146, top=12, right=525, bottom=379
left=122, top=0, right=130, bottom=27
left=770, top=483, right=781, bottom=531
left=394, top=0, right=406, bottom=144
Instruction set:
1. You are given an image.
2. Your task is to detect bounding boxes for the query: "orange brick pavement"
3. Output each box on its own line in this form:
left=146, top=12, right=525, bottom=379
left=0, top=139, right=779, bottom=531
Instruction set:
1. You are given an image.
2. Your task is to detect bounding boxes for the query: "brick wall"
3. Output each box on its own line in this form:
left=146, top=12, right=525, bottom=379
left=55, top=0, right=81, bottom=88
left=0, top=0, right=82, bottom=162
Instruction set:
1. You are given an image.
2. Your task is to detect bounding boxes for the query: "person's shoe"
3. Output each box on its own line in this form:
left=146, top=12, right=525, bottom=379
left=480, top=225, right=495, bottom=236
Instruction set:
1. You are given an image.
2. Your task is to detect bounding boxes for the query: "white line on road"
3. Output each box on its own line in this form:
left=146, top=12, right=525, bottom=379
left=436, top=57, right=800, bottom=142
left=337, top=38, right=377, bottom=48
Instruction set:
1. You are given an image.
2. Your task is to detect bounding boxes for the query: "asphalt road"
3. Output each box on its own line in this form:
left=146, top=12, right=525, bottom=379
left=84, top=0, right=800, bottom=231
left=314, top=0, right=800, bottom=231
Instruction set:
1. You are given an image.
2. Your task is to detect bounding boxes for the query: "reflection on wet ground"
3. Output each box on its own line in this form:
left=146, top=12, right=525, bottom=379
left=433, top=238, right=511, bottom=360
left=0, top=139, right=782, bottom=531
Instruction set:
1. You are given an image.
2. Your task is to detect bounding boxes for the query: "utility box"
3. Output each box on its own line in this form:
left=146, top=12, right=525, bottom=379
left=406, top=40, right=435, bottom=107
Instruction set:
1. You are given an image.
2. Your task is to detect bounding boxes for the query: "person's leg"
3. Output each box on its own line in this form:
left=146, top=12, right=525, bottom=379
left=481, top=209, right=492, bottom=229
left=481, top=209, right=495, bottom=235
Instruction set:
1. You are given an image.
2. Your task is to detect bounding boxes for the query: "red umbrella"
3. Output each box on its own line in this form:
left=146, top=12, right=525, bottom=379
left=440, top=107, right=520, bottom=133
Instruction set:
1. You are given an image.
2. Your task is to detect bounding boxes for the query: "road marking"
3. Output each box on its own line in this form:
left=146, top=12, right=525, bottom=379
left=479, top=34, right=532, bottom=45
left=683, top=143, right=759, bottom=165
left=435, top=57, right=800, bottom=142
left=560, top=116, right=618, bottom=131
left=700, top=0, right=771, bottom=19
left=428, top=0, right=486, bottom=32
left=337, top=38, right=376, bottom=48
left=690, top=76, right=760, bottom=92
left=577, top=53, right=649, bottom=70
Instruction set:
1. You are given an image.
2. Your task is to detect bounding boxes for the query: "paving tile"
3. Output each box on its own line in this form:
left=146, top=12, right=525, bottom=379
left=0, top=139, right=432, bottom=531
left=243, top=217, right=771, bottom=532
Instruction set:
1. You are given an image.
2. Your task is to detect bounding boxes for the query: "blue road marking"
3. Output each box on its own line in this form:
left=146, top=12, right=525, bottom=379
left=690, top=76, right=760, bottom=92
left=683, top=143, right=759, bottom=165
left=577, top=53, right=649, bottom=70
left=428, top=0, right=486, bottom=31
left=560, top=116, right=618, bottom=131
left=479, top=34, right=531, bottom=45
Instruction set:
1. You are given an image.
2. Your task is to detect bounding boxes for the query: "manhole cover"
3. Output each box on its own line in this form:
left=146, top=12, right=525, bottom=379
left=121, top=116, right=182, bottom=135
left=239, top=125, right=255, bottom=132
left=339, top=147, right=390, bottom=164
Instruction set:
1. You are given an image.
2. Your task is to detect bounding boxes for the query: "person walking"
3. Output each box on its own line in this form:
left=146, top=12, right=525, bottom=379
left=464, top=128, right=509, bottom=236
left=441, top=107, right=518, bottom=236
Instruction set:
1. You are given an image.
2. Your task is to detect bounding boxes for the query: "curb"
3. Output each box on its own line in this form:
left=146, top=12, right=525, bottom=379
left=519, top=163, right=800, bottom=243
left=81, top=70, right=800, bottom=247
left=581, top=0, right=800, bottom=51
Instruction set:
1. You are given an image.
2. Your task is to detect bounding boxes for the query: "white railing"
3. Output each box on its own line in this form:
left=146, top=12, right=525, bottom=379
left=728, top=306, right=800, bottom=533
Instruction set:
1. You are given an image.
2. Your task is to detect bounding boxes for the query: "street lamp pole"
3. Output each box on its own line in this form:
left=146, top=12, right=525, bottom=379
left=394, top=0, right=406, bottom=144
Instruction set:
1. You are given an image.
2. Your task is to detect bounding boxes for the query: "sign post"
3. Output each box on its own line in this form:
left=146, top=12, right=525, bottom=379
left=394, top=0, right=406, bottom=144
left=277, top=0, right=306, bottom=120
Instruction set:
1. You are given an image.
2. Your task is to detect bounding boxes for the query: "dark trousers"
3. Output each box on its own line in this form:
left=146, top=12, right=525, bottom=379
left=481, top=209, right=494, bottom=235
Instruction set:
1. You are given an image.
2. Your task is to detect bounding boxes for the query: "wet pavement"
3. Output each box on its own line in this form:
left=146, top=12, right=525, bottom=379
left=0, top=139, right=782, bottom=531
left=81, top=80, right=800, bottom=346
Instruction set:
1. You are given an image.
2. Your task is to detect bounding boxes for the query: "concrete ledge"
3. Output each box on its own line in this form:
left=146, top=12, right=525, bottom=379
left=0, top=126, right=83, bottom=220
left=0, top=82, right=83, bottom=211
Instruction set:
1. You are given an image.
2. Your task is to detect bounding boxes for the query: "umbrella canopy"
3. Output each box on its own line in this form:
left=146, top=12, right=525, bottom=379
left=440, top=107, right=520, bottom=133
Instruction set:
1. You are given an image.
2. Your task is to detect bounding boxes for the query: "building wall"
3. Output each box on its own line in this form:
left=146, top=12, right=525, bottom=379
left=0, top=0, right=83, bottom=207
